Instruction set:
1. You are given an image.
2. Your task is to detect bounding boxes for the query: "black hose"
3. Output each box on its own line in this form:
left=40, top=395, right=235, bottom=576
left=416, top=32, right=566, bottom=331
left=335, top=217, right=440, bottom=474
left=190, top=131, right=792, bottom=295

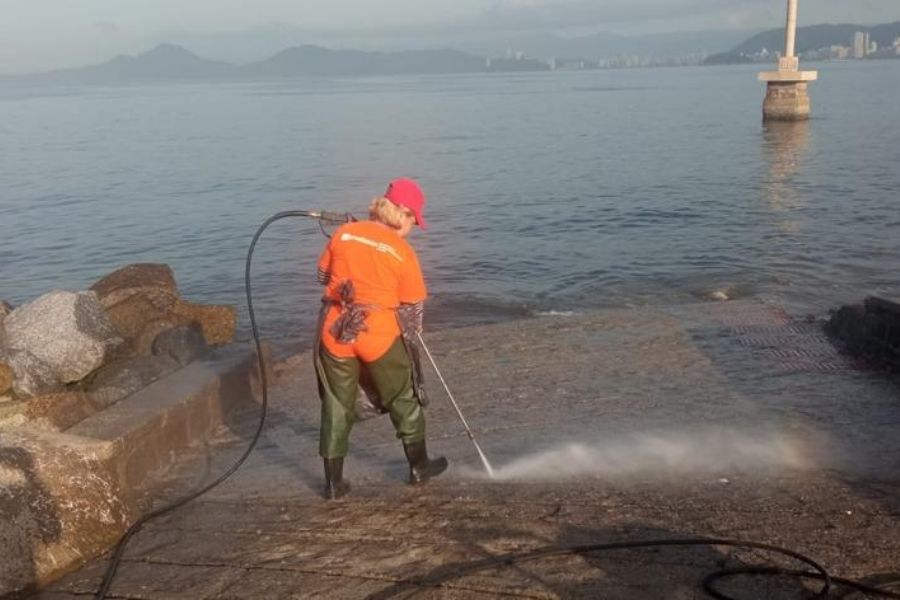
left=366, top=537, right=900, bottom=600
left=94, top=210, right=326, bottom=599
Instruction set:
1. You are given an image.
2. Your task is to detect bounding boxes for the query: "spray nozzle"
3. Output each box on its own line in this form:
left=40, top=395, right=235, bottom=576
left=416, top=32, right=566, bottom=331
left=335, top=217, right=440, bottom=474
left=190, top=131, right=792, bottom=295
left=314, top=210, right=356, bottom=224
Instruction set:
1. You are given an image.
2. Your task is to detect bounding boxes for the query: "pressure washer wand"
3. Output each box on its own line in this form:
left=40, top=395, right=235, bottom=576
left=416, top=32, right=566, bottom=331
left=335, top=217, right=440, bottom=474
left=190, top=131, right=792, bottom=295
left=415, top=331, right=495, bottom=478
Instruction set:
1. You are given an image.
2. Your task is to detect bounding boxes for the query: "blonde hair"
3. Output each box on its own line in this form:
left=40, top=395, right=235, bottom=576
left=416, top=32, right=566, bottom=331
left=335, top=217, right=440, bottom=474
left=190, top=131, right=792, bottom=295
left=368, top=197, right=412, bottom=229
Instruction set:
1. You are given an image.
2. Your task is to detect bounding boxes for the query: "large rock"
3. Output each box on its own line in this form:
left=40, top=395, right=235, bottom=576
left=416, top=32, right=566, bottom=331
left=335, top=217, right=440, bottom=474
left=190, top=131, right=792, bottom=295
left=86, top=355, right=180, bottom=410
left=0, top=300, right=12, bottom=318
left=0, top=392, right=96, bottom=432
left=94, top=263, right=235, bottom=350
left=104, top=293, right=185, bottom=344
left=4, top=291, right=122, bottom=384
left=90, top=263, right=178, bottom=309
left=0, top=362, right=12, bottom=395
left=0, top=319, right=8, bottom=351
left=134, top=317, right=192, bottom=355
left=2, top=350, right=62, bottom=398
left=827, top=296, right=900, bottom=370
left=152, top=323, right=208, bottom=366
left=172, top=300, right=236, bottom=346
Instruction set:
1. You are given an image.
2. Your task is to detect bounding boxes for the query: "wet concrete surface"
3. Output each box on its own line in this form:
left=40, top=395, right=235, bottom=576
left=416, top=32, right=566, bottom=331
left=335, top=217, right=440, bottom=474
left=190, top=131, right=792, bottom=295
left=38, top=301, right=900, bottom=599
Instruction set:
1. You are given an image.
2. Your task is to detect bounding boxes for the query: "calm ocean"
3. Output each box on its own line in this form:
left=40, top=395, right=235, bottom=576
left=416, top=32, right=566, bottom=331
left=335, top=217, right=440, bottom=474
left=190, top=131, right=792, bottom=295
left=2, top=61, right=898, bottom=346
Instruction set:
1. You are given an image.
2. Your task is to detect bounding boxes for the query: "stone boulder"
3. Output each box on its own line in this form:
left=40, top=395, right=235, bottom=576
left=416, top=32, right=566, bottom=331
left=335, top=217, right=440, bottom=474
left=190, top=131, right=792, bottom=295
left=0, top=362, right=14, bottom=396
left=132, top=317, right=192, bottom=355
left=0, top=392, right=96, bottom=432
left=152, top=323, right=208, bottom=366
left=0, top=362, right=13, bottom=395
left=172, top=300, right=236, bottom=346
left=1, top=350, right=62, bottom=398
left=0, top=300, right=12, bottom=318
left=104, top=295, right=195, bottom=357
left=90, top=263, right=178, bottom=309
left=93, top=263, right=236, bottom=350
left=827, top=296, right=900, bottom=370
left=4, top=291, right=122, bottom=385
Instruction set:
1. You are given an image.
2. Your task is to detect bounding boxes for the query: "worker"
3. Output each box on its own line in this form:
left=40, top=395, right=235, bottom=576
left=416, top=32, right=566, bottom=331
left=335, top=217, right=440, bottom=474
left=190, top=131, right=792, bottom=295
left=314, top=178, right=448, bottom=500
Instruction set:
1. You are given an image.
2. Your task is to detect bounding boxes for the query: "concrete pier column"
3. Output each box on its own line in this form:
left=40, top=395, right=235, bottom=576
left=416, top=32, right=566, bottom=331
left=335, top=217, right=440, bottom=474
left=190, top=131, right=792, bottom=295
left=762, top=80, right=812, bottom=121
left=759, top=0, right=817, bottom=121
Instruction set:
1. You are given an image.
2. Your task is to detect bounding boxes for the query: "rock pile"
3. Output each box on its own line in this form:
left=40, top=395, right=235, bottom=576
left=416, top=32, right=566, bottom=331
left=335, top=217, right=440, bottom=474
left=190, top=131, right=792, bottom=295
left=827, top=296, right=900, bottom=370
left=0, top=263, right=236, bottom=428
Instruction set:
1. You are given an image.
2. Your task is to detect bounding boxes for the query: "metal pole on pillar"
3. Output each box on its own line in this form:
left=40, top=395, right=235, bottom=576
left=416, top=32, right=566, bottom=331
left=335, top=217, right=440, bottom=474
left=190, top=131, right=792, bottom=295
left=784, top=0, right=798, bottom=60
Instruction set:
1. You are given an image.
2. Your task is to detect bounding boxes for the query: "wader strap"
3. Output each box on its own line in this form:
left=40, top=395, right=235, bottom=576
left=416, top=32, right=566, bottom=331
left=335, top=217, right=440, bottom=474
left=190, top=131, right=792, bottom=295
left=312, top=298, right=330, bottom=387
left=396, top=311, right=430, bottom=408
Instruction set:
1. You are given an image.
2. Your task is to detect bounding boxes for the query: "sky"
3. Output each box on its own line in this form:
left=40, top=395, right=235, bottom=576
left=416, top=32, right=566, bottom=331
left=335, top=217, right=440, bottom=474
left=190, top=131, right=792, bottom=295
left=2, top=0, right=900, bottom=74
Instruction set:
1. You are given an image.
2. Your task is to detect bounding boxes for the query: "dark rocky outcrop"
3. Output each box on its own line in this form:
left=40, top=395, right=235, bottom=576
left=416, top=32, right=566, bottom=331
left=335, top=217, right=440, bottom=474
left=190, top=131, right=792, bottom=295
left=826, top=296, right=900, bottom=370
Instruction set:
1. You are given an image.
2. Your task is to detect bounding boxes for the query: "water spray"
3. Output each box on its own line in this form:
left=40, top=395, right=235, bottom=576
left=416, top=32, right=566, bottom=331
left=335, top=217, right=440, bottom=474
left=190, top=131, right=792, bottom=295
left=415, top=331, right=495, bottom=478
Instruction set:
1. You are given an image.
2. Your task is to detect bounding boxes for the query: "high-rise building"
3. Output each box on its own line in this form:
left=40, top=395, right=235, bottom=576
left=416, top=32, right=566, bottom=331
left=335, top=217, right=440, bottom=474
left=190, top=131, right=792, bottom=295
left=853, top=31, right=869, bottom=59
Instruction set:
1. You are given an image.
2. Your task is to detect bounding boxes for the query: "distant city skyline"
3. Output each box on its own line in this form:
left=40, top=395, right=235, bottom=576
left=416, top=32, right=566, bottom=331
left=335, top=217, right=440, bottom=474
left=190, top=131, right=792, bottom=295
left=3, top=0, right=900, bottom=74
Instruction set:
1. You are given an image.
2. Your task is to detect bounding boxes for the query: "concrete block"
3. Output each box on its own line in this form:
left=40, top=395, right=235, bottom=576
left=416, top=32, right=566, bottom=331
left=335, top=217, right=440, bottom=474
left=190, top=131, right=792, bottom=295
left=0, top=429, right=130, bottom=595
left=69, top=346, right=260, bottom=492
left=86, top=354, right=180, bottom=410
left=0, top=346, right=262, bottom=598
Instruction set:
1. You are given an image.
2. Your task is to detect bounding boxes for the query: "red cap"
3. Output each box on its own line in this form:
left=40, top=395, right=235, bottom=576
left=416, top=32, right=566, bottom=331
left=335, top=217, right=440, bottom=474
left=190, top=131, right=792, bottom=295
left=385, top=178, right=427, bottom=230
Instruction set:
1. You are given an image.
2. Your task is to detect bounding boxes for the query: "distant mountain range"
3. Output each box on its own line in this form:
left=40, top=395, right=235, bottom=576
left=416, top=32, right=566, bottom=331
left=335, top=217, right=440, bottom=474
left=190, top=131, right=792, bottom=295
left=5, top=21, right=899, bottom=84
left=5, top=44, right=523, bottom=83
left=4, top=28, right=752, bottom=83
left=706, top=21, right=900, bottom=64
left=244, top=45, right=486, bottom=77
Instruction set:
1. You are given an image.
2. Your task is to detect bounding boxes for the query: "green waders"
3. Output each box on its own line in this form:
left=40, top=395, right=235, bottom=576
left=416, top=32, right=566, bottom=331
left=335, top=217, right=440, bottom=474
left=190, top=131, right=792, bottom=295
left=317, top=337, right=426, bottom=459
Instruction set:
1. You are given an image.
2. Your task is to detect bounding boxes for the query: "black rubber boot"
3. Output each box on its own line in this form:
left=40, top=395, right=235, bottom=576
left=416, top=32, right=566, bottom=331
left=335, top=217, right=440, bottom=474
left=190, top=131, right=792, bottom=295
left=323, top=458, right=351, bottom=500
left=403, top=440, right=448, bottom=485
